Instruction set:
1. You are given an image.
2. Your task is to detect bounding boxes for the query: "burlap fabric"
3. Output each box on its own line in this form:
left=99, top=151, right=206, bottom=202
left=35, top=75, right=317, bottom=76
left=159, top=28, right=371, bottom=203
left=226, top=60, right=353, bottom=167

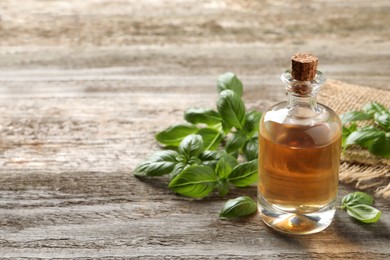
left=318, top=80, right=390, bottom=198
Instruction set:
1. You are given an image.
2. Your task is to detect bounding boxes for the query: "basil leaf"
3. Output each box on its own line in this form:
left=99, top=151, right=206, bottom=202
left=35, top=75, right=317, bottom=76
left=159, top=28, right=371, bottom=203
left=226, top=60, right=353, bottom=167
left=342, top=102, right=389, bottom=158
left=363, top=102, right=387, bottom=115
left=199, top=150, right=221, bottom=161
left=226, top=132, right=247, bottom=153
left=134, top=150, right=179, bottom=177
left=217, top=72, right=243, bottom=97
left=342, top=123, right=357, bottom=147
left=168, top=165, right=217, bottom=198
left=217, top=90, right=246, bottom=130
left=340, top=111, right=372, bottom=124
left=222, top=121, right=232, bottom=134
left=229, top=150, right=239, bottom=159
left=345, top=128, right=384, bottom=148
left=209, top=152, right=238, bottom=176
left=374, top=110, right=390, bottom=131
left=155, top=124, right=198, bottom=147
left=215, top=156, right=232, bottom=179
left=346, top=204, right=382, bottom=223
left=188, top=157, right=202, bottom=165
left=219, top=152, right=239, bottom=170
left=243, top=137, right=258, bottom=161
left=341, top=192, right=382, bottom=223
left=170, top=162, right=189, bottom=179
left=227, top=159, right=258, bottom=187
left=184, top=108, right=222, bottom=126
left=341, top=191, right=374, bottom=209
left=369, top=134, right=390, bottom=158
left=217, top=180, right=229, bottom=197
left=345, top=127, right=390, bottom=158
left=196, top=127, right=223, bottom=150
left=243, top=110, right=262, bottom=136
left=199, top=150, right=221, bottom=170
left=178, top=134, right=204, bottom=162
left=219, top=196, right=257, bottom=220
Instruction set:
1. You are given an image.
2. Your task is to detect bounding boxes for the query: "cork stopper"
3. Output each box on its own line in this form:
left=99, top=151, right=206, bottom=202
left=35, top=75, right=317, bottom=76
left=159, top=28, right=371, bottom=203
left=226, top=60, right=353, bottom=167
left=291, top=53, right=318, bottom=81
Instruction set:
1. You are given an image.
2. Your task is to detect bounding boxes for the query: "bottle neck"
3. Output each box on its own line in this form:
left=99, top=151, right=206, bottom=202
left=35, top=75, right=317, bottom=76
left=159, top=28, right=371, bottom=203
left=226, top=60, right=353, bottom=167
left=286, top=87, right=319, bottom=111
left=281, top=70, right=326, bottom=114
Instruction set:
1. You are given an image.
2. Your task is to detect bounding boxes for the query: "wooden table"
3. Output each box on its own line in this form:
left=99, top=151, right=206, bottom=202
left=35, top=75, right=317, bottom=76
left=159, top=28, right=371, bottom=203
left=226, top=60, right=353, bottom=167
left=0, top=0, right=389, bottom=259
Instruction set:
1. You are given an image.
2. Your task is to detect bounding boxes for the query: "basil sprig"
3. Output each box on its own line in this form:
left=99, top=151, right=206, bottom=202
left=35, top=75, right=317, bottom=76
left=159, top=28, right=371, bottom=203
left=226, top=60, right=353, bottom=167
left=341, top=102, right=390, bottom=158
left=135, top=72, right=261, bottom=199
left=341, top=192, right=382, bottom=223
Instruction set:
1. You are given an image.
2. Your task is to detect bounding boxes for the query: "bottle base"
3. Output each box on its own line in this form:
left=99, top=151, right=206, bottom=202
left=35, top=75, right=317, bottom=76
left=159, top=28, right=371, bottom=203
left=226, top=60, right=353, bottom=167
left=258, top=196, right=336, bottom=235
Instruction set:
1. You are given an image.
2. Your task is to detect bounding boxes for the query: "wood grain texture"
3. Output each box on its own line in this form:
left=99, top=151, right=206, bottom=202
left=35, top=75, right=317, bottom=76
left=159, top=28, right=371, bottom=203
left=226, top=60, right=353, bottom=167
left=0, top=87, right=389, bottom=259
left=0, top=0, right=390, bottom=259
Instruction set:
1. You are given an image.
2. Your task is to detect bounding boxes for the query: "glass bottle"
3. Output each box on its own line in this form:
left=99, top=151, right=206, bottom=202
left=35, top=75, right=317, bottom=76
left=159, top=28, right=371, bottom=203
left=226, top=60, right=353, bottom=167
left=258, top=53, right=342, bottom=234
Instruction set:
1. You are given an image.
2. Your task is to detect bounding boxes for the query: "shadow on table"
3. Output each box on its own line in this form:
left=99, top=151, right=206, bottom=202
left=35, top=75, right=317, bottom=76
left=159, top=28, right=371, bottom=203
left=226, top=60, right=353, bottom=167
left=333, top=213, right=390, bottom=242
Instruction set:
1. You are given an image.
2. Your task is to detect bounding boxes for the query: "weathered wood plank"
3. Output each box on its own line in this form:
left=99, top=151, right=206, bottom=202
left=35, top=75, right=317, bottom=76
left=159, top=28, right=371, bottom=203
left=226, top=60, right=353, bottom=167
left=1, top=41, right=390, bottom=91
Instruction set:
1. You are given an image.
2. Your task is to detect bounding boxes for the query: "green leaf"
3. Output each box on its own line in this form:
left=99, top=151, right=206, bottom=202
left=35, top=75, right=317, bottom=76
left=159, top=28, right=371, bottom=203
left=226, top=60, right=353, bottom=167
left=217, top=180, right=229, bottom=197
left=217, top=72, right=243, bottom=97
left=215, top=156, right=232, bottom=179
left=170, top=162, right=188, bottom=179
left=155, top=124, right=198, bottom=147
left=168, top=165, right=217, bottom=198
left=363, top=102, right=387, bottom=115
left=341, top=191, right=374, bottom=209
left=227, top=159, right=258, bottom=187
left=346, top=204, right=382, bottom=223
left=341, top=191, right=382, bottom=223
left=374, top=110, right=390, bottom=131
left=184, top=108, right=222, bottom=126
left=178, top=134, right=204, bottom=160
left=243, top=110, right=262, bottom=136
left=196, top=127, right=223, bottom=150
left=342, top=102, right=389, bottom=158
left=219, top=152, right=239, bottom=170
left=369, top=135, right=390, bottom=158
left=219, top=196, right=257, bottom=220
left=199, top=152, right=238, bottom=173
left=340, top=111, right=372, bottom=124
left=342, top=123, right=357, bottom=148
left=217, top=90, right=246, bottom=130
left=199, top=151, right=221, bottom=161
left=188, top=157, right=202, bottom=165
left=199, top=151, right=221, bottom=170
left=226, top=132, right=247, bottom=153
left=222, top=121, right=232, bottom=134
left=243, top=137, right=258, bottom=161
left=229, top=150, right=239, bottom=159
left=345, top=127, right=390, bottom=158
left=345, top=128, right=384, bottom=149
left=134, top=150, right=179, bottom=177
